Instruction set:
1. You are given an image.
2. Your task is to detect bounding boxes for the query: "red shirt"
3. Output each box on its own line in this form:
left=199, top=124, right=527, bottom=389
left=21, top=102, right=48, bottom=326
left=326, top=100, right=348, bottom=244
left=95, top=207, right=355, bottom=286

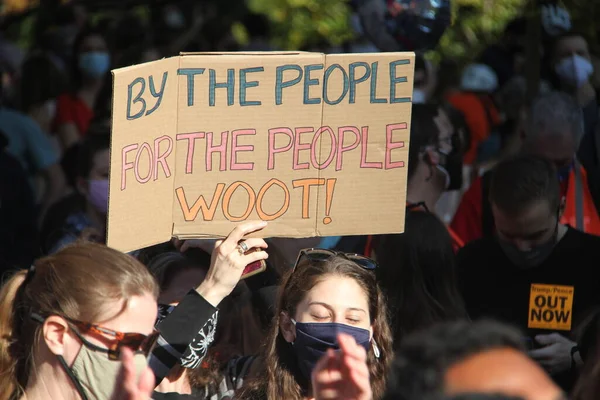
left=54, top=93, right=94, bottom=136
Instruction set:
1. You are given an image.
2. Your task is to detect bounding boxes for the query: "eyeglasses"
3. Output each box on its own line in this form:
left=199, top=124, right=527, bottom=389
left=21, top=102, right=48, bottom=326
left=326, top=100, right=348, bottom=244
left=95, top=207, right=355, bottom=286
left=293, top=248, right=378, bottom=272
left=31, top=312, right=159, bottom=360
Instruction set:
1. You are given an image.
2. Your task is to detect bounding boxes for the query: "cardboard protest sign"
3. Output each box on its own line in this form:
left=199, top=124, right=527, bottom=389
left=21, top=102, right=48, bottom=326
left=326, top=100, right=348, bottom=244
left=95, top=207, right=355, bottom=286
left=108, top=52, right=414, bottom=253
left=528, top=284, right=574, bottom=331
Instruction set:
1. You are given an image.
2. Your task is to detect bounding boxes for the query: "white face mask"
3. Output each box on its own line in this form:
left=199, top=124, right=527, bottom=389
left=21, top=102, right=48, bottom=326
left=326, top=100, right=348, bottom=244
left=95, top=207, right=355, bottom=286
left=555, top=54, right=593, bottom=88
left=412, top=89, right=427, bottom=104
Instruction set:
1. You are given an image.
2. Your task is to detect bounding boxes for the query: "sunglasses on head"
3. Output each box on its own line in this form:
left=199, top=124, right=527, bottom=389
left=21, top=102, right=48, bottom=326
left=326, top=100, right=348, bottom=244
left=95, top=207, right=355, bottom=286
left=31, top=312, right=159, bottom=361
left=293, top=248, right=378, bottom=272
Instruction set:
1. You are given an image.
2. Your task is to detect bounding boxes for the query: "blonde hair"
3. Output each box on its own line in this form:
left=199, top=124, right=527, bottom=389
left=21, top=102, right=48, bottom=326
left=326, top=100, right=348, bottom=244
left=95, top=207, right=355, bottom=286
left=0, top=242, right=159, bottom=400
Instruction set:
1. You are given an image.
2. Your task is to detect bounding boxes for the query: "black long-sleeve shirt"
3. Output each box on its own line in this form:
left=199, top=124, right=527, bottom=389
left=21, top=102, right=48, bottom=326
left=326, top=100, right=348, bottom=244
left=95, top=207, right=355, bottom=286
left=149, top=290, right=219, bottom=386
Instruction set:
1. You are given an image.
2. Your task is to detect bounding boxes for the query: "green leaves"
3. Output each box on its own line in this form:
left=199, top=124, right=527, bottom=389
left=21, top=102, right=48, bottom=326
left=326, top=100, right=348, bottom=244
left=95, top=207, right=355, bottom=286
left=245, top=0, right=354, bottom=50
left=238, top=0, right=526, bottom=65
left=434, top=0, right=526, bottom=63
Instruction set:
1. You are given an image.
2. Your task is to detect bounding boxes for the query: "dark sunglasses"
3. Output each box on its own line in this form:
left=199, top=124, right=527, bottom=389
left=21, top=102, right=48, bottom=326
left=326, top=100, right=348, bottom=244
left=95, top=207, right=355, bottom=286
left=31, top=312, right=159, bottom=361
left=293, top=248, right=378, bottom=272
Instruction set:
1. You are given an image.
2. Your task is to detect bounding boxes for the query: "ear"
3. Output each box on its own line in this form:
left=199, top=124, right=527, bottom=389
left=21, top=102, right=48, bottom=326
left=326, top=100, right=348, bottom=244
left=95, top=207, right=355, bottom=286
left=279, top=312, right=296, bottom=344
left=423, top=147, right=440, bottom=166
left=42, top=316, right=70, bottom=356
left=76, top=177, right=88, bottom=196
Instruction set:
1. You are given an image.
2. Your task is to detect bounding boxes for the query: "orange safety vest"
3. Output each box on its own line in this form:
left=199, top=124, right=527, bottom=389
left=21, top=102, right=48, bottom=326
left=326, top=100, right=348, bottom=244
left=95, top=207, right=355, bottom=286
left=562, top=162, right=600, bottom=235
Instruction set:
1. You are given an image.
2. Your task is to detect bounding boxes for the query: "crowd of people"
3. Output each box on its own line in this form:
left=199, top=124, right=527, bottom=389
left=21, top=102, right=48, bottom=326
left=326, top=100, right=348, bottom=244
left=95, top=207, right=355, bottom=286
left=2, top=1, right=600, bottom=400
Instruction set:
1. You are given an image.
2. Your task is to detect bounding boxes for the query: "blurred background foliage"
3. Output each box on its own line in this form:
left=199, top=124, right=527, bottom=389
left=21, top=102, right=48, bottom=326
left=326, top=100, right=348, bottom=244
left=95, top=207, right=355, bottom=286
left=242, top=0, right=355, bottom=50
left=433, top=0, right=525, bottom=63
left=2, top=0, right=599, bottom=60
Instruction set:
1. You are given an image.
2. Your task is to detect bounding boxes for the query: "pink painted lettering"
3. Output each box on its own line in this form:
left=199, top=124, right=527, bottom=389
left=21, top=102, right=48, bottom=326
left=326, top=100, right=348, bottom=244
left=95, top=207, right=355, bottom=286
left=360, top=126, right=383, bottom=169
left=230, top=129, right=256, bottom=171
left=134, top=142, right=154, bottom=184
left=121, top=144, right=138, bottom=190
left=310, top=126, right=336, bottom=170
left=336, top=126, right=360, bottom=171
left=385, top=123, right=407, bottom=169
left=153, top=135, right=174, bottom=180
left=293, top=127, right=313, bottom=170
left=176, top=132, right=205, bottom=174
left=267, top=127, right=293, bottom=170
left=206, top=131, right=229, bottom=172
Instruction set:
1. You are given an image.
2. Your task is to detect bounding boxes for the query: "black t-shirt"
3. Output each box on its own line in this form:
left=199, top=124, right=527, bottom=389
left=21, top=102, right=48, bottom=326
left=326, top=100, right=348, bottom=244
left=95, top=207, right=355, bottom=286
left=457, top=227, right=600, bottom=339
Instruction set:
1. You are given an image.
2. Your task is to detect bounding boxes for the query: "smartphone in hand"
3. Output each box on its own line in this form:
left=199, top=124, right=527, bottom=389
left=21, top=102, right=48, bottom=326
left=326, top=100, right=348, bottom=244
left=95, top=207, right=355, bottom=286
left=241, top=260, right=267, bottom=279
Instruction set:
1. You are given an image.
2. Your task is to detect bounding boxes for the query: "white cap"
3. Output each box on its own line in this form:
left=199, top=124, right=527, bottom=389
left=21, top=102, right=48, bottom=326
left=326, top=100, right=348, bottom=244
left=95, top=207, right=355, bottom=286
left=460, top=63, right=498, bottom=93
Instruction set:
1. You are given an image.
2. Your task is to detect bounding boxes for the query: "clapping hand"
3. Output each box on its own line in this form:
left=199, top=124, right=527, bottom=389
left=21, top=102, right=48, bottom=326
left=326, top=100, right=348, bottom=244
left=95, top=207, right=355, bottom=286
left=111, top=348, right=154, bottom=400
left=312, top=333, right=372, bottom=400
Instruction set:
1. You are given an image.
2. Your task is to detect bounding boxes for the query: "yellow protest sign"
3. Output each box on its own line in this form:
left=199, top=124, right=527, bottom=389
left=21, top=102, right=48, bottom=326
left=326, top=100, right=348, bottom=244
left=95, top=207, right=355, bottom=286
left=528, top=284, right=574, bottom=331
left=107, top=52, right=414, bottom=253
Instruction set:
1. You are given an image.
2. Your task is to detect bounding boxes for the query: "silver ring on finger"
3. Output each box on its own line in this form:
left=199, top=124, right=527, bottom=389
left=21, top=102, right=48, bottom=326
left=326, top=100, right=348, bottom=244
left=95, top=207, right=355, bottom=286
left=237, top=241, right=249, bottom=255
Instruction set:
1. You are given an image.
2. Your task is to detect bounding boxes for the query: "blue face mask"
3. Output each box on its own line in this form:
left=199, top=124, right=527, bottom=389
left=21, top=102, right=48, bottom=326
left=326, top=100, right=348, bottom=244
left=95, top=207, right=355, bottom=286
left=291, top=319, right=372, bottom=383
left=79, top=52, right=110, bottom=79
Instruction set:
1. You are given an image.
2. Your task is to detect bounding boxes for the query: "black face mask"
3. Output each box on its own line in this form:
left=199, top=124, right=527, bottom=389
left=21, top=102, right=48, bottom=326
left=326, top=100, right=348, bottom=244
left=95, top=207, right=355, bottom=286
left=437, top=145, right=463, bottom=191
left=443, top=149, right=464, bottom=191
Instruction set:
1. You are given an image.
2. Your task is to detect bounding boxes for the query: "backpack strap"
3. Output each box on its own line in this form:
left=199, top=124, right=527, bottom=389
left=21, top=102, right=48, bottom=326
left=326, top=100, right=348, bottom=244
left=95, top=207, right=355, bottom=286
left=481, top=171, right=494, bottom=238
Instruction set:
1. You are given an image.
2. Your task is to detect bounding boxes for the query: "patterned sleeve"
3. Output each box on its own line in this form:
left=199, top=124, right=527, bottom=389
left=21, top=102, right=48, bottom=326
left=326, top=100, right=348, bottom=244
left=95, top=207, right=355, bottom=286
left=148, top=290, right=219, bottom=386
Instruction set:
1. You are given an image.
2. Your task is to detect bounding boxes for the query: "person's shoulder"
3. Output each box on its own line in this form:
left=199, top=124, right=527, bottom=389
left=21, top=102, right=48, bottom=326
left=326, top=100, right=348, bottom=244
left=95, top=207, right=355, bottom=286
left=0, top=107, right=31, bottom=125
left=457, top=237, right=498, bottom=264
left=565, top=227, right=600, bottom=248
left=0, top=108, right=42, bottom=133
left=459, top=237, right=496, bottom=252
left=560, top=229, right=600, bottom=279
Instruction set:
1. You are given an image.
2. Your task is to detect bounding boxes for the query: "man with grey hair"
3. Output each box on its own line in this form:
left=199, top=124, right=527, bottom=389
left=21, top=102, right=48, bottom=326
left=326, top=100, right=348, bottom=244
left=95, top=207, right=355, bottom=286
left=549, top=32, right=600, bottom=179
left=451, top=91, right=600, bottom=244
left=526, top=91, right=585, bottom=151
